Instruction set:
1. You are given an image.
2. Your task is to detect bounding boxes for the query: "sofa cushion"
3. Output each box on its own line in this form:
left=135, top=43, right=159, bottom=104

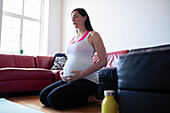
left=0, top=54, right=36, bottom=68
left=117, top=47, right=170, bottom=92
left=13, top=55, right=35, bottom=68
left=0, top=80, right=53, bottom=93
left=35, top=56, right=54, bottom=69
left=0, top=54, right=14, bottom=68
left=93, top=50, right=129, bottom=68
left=0, top=68, right=53, bottom=81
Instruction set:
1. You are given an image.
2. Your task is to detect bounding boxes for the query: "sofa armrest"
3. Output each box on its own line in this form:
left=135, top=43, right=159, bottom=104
left=98, top=67, right=117, bottom=82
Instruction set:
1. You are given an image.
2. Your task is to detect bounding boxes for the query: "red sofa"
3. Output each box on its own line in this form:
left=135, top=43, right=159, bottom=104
left=0, top=50, right=129, bottom=94
left=0, top=54, right=54, bottom=93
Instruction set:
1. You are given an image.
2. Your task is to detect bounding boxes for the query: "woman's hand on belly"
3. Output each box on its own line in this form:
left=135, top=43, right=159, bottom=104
left=67, top=70, right=83, bottom=81
left=60, top=73, right=68, bottom=82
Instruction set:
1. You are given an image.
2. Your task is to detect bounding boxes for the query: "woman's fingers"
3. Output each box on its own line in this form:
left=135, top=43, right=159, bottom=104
left=60, top=75, right=67, bottom=82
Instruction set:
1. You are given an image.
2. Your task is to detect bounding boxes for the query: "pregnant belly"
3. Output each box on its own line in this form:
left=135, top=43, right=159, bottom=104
left=63, top=58, right=93, bottom=77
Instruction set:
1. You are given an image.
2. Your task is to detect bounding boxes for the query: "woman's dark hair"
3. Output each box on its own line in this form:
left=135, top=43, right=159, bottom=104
left=72, top=8, right=94, bottom=31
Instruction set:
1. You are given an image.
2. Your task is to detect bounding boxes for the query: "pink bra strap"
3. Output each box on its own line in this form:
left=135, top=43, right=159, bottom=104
left=77, top=31, right=90, bottom=42
left=69, top=31, right=90, bottom=44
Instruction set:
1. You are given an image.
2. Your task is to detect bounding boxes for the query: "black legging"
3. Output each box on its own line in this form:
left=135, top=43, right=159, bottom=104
left=39, top=79, right=98, bottom=109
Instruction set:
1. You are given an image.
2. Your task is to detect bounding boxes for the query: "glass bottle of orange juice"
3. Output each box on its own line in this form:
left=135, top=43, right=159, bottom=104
left=101, top=90, right=117, bottom=113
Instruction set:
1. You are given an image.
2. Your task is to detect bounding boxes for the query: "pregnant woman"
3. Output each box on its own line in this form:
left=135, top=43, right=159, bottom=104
left=39, top=8, right=107, bottom=109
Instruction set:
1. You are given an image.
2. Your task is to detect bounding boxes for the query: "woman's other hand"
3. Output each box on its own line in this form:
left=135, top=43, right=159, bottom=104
left=67, top=70, right=83, bottom=81
left=60, top=71, right=68, bottom=82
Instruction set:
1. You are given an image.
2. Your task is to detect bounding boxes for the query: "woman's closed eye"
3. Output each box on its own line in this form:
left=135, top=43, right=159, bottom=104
left=72, top=15, right=78, bottom=19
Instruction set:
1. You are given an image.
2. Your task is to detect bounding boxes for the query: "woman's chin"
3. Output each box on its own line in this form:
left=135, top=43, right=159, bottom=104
left=74, top=26, right=78, bottom=29
left=73, top=24, right=78, bottom=28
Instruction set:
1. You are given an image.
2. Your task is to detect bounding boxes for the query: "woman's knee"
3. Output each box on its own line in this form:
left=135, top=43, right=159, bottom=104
left=47, top=92, right=65, bottom=109
left=39, top=89, right=51, bottom=106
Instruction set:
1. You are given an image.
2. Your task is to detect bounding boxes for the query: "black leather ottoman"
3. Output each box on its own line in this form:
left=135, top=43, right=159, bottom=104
left=97, top=67, right=118, bottom=101
left=117, top=44, right=170, bottom=113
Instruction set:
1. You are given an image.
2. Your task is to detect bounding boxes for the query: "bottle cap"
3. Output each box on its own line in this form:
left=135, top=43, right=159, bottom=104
left=104, top=90, right=115, bottom=96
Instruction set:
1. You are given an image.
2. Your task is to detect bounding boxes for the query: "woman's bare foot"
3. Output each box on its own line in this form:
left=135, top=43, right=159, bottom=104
left=88, top=95, right=101, bottom=104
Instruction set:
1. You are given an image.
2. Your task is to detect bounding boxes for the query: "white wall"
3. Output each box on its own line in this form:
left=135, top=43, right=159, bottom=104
left=62, top=0, right=170, bottom=53
left=0, top=0, right=170, bottom=55
left=47, top=0, right=63, bottom=55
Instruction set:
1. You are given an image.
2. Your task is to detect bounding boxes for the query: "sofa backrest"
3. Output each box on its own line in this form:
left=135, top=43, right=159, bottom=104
left=0, top=54, right=35, bottom=68
left=13, top=55, right=35, bottom=68
left=35, top=56, right=54, bottom=69
left=0, top=50, right=129, bottom=69
left=93, top=50, right=129, bottom=68
left=0, top=54, right=14, bottom=68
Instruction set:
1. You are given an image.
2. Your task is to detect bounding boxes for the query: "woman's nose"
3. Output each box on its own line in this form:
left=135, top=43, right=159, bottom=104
left=72, top=18, right=74, bottom=22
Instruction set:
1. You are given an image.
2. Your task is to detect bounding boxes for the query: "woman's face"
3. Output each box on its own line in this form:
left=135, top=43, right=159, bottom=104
left=71, top=11, right=86, bottom=29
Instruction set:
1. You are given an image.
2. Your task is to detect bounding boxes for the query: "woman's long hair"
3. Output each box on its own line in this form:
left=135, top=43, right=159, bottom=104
left=72, top=8, right=94, bottom=32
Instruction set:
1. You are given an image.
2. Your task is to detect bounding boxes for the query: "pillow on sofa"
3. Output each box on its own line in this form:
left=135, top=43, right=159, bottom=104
left=51, top=53, right=67, bottom=70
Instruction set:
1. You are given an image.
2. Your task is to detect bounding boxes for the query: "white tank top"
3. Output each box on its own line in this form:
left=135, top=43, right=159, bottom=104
left=63, top=31, right=99, bottom=84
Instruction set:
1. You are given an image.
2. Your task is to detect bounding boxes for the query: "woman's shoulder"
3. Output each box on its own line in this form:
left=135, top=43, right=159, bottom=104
left=90, top=31, right=99, bottom=35
left=89, top=31, right=100, bottom=38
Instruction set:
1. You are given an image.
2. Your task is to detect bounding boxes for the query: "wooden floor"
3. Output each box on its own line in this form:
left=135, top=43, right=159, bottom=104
left=6, top=95, right=119, bottom=113
left=6, top=95, right=102, bottom=113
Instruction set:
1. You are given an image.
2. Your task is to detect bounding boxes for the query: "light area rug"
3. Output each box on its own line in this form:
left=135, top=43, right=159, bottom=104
left=0, top=98, right=44, bottom=113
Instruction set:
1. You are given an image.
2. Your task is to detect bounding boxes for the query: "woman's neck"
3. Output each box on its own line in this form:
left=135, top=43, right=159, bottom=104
left=77, top=27, right=87, bottom=36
